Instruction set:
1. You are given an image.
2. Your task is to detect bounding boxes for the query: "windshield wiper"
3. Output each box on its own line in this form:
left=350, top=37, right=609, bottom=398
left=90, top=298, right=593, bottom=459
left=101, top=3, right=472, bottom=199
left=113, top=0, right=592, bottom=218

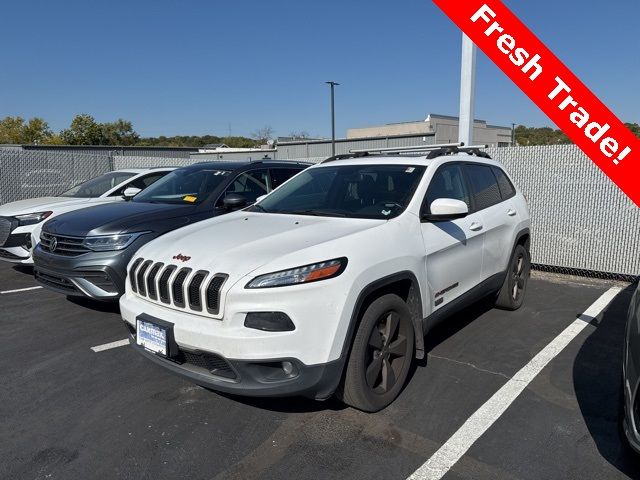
left=285, top=209, right=347, bottom=217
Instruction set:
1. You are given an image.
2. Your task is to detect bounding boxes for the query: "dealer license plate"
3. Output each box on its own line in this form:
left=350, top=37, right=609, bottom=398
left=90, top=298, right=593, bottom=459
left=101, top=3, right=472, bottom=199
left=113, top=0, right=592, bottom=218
left=136, top=319, right=168, bottom=356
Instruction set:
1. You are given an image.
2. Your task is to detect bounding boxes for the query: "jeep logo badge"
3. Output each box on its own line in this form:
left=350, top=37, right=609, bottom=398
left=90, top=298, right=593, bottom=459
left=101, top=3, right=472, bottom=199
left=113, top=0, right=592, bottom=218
left=172, top=253, right=191, bottom=262
left=50, top=236, right=58, bottom=252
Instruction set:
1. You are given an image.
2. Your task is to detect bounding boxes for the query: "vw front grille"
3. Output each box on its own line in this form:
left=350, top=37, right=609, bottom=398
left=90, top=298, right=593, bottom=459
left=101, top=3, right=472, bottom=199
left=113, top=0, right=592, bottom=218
left=129, top=258, right=227, bottom=316
left=40, top=232, right=90, bottom=257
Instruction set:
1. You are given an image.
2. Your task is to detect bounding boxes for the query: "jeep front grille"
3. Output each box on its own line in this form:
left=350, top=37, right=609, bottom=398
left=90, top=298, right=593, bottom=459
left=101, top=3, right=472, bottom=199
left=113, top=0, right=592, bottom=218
left=158, top=265, right=177, bottom=304
left=40, top=232, right=90, bottom=257
left=129, top=258, right=227, bottom=316
left=146, top=263, right=163, bottom=300
left=129, top=258, right=144, bottom=293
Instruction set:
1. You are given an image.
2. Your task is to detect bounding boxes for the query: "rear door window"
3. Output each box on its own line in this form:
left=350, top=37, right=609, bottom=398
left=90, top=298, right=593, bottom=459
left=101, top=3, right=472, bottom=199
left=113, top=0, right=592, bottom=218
left=464, top=164, right=502, bottom=211
left=492, top=167, right=516, bottom=200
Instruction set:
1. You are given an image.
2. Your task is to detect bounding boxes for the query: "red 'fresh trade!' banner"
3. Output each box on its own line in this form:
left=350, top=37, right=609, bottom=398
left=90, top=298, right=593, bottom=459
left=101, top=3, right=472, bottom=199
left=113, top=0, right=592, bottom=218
left=433, top=0, right=640, bottom=207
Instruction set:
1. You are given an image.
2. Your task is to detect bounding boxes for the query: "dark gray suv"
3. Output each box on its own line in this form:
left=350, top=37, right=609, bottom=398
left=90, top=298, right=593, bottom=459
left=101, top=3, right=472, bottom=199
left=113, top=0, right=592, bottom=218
left=32, top=160, right=308, bottom=301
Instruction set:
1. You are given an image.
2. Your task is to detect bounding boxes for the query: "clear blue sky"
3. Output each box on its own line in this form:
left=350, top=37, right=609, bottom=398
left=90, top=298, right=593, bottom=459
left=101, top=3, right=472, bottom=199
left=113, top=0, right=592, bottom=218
left=2, top=0, right=638, bottom=138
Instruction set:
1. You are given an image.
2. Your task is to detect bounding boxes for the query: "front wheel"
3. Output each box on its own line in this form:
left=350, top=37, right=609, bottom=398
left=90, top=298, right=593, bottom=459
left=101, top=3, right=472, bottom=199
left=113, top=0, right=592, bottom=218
left=495, top=244, right=531, bottom=310
left=338, top=294, right=415, bottom=412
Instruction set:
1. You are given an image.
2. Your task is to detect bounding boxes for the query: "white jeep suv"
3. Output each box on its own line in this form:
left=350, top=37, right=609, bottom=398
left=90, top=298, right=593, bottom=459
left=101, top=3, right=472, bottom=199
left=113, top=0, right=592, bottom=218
left=121, top=146, right=531, bottom=411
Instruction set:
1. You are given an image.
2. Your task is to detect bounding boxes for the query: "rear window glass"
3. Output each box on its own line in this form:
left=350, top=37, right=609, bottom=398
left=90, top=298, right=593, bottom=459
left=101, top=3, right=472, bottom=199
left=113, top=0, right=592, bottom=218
left=492, top=167, right=516, bottom=199
left=465, top=164, right=502, bottom=210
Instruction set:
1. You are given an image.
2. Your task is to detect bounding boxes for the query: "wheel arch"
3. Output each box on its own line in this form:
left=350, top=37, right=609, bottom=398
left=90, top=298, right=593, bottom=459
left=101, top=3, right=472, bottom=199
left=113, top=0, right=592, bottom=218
left=515, top=227, right=531, bottom=252
left=341, top=271, right=425, bottom=362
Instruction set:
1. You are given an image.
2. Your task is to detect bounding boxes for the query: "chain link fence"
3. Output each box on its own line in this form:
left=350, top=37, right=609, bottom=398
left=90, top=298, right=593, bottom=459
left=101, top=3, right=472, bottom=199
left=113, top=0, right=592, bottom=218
left=485, top=145, right=639, bottom=281
left=0, top=150, right=113, bottom=204
left=1, top=145, right=638, bottom=280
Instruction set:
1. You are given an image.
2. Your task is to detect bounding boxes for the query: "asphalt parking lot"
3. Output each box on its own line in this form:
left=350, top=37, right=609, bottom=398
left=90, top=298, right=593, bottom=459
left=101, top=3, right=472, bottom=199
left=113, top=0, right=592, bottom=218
left=1, top=262, right=638, bottom=480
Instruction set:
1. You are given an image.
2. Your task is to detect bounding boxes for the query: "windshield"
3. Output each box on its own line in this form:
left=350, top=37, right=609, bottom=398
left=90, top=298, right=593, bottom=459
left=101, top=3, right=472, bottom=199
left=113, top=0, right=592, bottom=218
left=61, top=172, right=136, bottom=198
left=133, top=168, right=231, bottom=204
left=255, top=164, right=426, bottom=219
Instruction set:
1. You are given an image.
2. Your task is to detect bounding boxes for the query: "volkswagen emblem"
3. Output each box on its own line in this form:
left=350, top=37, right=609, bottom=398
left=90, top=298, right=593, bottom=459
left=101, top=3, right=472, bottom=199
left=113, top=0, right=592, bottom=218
left=50, top=236, right=58, bottom=252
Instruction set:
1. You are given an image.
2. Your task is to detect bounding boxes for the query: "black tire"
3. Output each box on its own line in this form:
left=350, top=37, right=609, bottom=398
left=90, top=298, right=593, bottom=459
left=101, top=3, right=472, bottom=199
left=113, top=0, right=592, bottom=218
left=495, top=244, right=530, bottom=310
left=338, top=294, right=415, bottom=412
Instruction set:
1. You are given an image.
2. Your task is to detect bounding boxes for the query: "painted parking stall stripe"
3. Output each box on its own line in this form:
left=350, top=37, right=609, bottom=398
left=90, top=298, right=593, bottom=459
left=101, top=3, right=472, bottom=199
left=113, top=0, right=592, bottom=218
left=407, top=286, right=623, bottom=480
left=91, top=339, right=129, bottom=352
left=1, top=286, right=43, bottom=294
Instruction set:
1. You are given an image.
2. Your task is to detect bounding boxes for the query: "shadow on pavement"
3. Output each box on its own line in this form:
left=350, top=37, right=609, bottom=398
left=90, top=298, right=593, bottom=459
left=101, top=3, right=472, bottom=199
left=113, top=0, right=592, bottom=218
left=573, top=282, right=640, bottom=479
left=66, top=295, right=121, bottom=314
left=12, top=264, right=34, bottom=276
left=214, top=390, right=348, bottom=414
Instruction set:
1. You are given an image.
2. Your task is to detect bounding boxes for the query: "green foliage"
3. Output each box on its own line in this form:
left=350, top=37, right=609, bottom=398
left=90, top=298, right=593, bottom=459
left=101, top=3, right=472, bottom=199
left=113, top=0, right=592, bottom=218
left=59, top=114, right=139, bottom=146
left=137, top=134, right=257, bottom=148
left=8, top=114, right=634, bottom=148
left=514, top=125, right=571, bottom=146
left=624, top=123, right=640, bottom=138
left=0, top=116, right=52, bottom=144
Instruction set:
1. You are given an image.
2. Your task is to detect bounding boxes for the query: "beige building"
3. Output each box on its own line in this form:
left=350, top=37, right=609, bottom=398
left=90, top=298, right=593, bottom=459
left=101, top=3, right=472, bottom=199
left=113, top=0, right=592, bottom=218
left=347, top=113, right=513, bottom=147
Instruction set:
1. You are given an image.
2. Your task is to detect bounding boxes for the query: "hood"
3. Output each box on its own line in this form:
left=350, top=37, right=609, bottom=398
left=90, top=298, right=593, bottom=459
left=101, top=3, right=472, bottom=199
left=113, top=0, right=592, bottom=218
left=43, top=201, right=201, bottom=237
left=0, top=196, right=92, bottom=216
left=136, top=211, right=386, bottom=281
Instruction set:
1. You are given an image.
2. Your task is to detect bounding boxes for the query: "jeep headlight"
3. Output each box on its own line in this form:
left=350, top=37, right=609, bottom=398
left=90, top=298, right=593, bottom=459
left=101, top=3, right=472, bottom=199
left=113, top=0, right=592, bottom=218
left=82, top=232, right=148, bottom=252
left=15, top=211, right=52, bottom=226
left=246, top=258, right=347, bottom=288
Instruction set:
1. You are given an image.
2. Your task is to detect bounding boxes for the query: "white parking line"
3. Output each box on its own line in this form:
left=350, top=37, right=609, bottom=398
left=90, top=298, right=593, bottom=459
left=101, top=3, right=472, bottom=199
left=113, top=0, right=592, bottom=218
left=407, top=286, right=623, bottom=480
left=0, top=286, right=43, bottom=294
left=91, top=339, right=129, bottom=352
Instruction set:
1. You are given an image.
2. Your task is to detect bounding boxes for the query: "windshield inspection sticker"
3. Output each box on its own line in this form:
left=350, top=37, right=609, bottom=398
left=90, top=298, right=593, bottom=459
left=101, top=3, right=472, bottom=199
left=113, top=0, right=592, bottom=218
left=405, top=167, right=415, bottom=173
left=183, top=195, right=197, bottom=203
left=381, top=210, right=392, bottom=216
left=433, top=0, right=640, bottom=206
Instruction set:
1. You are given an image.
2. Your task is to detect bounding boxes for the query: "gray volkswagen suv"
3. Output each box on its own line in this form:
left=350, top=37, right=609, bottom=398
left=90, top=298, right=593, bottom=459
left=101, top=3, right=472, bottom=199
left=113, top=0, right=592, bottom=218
left=33, top=161, right=308, bottom=301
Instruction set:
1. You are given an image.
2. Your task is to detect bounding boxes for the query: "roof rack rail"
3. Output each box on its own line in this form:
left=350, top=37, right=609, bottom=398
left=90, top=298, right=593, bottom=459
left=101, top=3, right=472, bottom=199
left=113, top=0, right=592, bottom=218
left=322, top=143, right=491, bottom=163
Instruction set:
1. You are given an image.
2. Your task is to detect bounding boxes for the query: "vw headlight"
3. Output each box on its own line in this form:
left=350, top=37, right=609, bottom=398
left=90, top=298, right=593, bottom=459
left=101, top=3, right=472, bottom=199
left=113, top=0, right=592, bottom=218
left=15, top=211, right=52, bottom=226
left=82, top=232, right=148, bottom=252
left=246, top=258, right=347, bottom=288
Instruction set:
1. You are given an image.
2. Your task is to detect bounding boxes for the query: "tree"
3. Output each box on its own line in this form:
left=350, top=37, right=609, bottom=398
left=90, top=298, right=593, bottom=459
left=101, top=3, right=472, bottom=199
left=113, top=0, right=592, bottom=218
left=101, top=119, right=139, bottom=146
left=514, top=125, right=571, bottom=146
left=251, top=125, right=275, bottom=143
left=59, top=114, right=140, bottom=145
left=625, top=123, right=640, bottom=138
left=0, top=116, right=52, bottom=144
left=22, top=118, right=53, bottom=144
left=60, top=114, right=103, bottom=145
left=0, top=116, right=27, bottom=143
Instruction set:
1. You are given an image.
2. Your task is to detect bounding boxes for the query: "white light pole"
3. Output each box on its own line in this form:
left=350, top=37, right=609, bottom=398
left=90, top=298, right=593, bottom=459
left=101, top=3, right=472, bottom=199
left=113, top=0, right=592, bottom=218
left=458, top=34, right=477, bottom=146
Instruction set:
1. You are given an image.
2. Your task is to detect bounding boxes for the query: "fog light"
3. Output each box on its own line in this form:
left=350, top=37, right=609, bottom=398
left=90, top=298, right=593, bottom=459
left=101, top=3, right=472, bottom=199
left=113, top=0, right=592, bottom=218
left=244, top=312, right=295, bottom=332
left=282, top=361, right=294, bottom=376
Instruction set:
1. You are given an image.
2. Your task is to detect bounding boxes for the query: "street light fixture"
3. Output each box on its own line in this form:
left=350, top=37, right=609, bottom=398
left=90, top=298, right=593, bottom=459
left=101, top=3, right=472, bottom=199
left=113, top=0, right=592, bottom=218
left=326, top=81, right=340, bottom=156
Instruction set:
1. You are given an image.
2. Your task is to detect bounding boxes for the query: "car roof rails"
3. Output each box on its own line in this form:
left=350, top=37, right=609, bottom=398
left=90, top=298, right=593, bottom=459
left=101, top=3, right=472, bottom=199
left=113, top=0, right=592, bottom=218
left=321, top=143, right=491, bottom=163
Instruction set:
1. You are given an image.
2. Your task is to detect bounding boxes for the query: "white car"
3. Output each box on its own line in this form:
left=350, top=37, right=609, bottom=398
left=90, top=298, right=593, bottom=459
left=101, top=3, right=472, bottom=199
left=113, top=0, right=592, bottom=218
left=0, top=168, right=174, bottom=264
left=121, top=146, right=531, bottom=411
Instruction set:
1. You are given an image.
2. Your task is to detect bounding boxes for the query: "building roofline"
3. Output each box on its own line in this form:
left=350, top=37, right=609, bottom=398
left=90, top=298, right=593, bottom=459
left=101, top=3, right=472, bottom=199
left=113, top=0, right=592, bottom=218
left=278, top=132, right=436, bottom=146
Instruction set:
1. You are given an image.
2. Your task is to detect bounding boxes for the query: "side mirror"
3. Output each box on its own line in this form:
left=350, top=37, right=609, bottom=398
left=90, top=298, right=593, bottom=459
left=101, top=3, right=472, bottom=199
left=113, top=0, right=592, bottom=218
left=422, top=198, right=469, bottom=222
left=122, top=187, right=141, bottom=200
left=223, top=193, right=247, bottom=210
left=255, top=194, right=267, bottom=203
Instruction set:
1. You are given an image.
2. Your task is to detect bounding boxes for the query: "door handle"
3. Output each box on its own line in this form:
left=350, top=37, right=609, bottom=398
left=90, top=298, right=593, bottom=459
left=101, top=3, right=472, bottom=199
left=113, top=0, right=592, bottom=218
left=469, top=222, right=483, bottom=231
left=507, top=209, right=517, bottom=217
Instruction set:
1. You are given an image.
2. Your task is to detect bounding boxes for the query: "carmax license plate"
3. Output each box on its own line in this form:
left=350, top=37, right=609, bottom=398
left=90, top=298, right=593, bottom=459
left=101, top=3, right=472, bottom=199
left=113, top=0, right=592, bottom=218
left=137, top=319, right=167, bottom=356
